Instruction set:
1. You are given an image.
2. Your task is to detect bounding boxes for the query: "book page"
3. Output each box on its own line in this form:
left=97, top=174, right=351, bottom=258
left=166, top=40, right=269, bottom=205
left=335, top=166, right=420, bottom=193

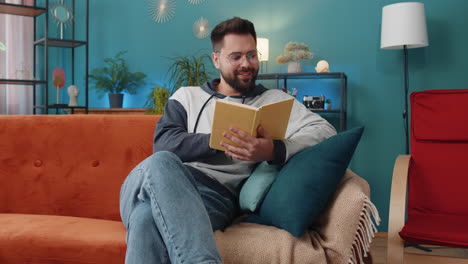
left=209, top=100, right=259, bottom=151
left=257, top=98, right=294, bottom=139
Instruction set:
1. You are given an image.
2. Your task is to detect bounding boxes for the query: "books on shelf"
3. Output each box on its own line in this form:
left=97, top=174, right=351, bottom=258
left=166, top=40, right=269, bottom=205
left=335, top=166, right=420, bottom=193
left=209, top=98, right=294, bottom=151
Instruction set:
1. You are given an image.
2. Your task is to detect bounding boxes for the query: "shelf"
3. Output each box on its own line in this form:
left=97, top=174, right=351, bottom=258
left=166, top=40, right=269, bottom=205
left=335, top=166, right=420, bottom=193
left=257, top=72, right=347, bottom=131
left=258, top=72, right=347, bottom=80
left=34, top=38, right=87, bottom=48
left=0, top=3, right=46, bottom=17
left=34, top=105, right=87, bottom=109
left=69, top=108, right=147, bottom=115
left=308, top=109, right=342, bottom=113
left=0, top=79, right=47, bottom=85
left=34, top=105, right=88, bottom=114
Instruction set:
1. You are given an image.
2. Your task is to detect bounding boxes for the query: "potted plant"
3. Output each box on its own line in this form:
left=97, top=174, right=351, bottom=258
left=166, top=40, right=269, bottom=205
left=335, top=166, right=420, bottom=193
left=165, top=54, right=212, bottom=93
left=89, top=51, right=147, bottom=108
left=276, top=42, right=314, bottom=73
left=145, top=84, right=171, bottom=114
left=325, top=98, right=332, bottom=110
left=144, top=53, right=212, bottom=114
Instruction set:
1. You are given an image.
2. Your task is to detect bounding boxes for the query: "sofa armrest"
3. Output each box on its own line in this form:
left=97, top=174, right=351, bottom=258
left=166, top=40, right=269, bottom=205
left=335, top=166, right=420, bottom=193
left=387, top=155, right=410, bottom=264
left=312, top=169, right=381, bottom=264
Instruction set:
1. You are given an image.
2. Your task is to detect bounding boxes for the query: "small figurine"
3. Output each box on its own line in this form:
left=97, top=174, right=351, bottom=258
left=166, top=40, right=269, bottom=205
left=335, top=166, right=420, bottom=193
left=315, top=60, right=330, bottom=73
left=68, top=85, right=79, bottom=106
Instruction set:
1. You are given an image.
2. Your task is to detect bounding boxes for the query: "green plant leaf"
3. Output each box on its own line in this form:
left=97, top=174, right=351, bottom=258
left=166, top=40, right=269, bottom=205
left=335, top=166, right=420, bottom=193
left=89, top=50, right=147, bottom=98
left=145, top=84, right=171, bottom=115
left=165, top=54, right=212, bottom=94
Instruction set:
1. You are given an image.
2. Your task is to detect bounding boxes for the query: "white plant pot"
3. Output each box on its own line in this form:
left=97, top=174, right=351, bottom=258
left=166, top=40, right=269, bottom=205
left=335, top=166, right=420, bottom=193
left=288, top=62, right=302, bottom=73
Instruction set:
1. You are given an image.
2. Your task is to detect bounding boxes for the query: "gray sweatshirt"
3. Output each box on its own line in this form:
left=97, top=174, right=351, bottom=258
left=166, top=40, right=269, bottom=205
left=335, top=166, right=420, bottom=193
left=153, top=79, right=337, bottom=196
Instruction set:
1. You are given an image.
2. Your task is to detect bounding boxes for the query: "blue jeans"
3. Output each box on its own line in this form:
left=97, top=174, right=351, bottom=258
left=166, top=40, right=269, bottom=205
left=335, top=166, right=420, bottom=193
left=120, top=151, right=238, bottom=264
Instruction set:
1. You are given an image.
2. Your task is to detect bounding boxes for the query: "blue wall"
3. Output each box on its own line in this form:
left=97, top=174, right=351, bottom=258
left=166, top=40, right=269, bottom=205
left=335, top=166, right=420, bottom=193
left=86, top=0, right=468, bottom=231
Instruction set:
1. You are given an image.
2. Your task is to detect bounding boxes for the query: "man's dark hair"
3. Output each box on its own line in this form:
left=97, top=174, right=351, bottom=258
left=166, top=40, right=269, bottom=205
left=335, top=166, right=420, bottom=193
left=210, top=17, right=257, bottom=52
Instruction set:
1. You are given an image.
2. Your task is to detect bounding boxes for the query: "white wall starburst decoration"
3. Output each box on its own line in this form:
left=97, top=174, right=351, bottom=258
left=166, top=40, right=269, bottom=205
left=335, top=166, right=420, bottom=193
left=187, top=0, right=206, bottom=4
left=193, top=17, right=210, bottom=39
left=149, top=0, right=176, bottom=23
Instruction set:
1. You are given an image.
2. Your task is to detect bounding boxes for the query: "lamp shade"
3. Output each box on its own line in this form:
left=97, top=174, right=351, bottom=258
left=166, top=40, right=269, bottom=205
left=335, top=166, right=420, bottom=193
left=257, top=38, right=269, bottom=61
left=381, top=2, right=429, bottom=50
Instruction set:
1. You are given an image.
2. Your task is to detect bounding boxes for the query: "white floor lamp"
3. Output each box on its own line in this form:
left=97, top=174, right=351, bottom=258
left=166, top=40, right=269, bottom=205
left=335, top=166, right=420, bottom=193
left=380, top=2, right=429, bottom=154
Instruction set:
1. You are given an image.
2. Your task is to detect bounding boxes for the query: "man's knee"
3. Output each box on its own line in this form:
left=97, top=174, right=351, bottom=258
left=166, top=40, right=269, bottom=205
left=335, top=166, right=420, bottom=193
left=141, top=151, right=189, bottom=184
left=146, top=151, right=182, bottom=168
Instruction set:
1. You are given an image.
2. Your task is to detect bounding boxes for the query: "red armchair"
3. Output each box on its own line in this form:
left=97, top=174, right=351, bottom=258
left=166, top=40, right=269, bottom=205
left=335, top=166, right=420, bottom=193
left=388, top=89, right=468, bottom=263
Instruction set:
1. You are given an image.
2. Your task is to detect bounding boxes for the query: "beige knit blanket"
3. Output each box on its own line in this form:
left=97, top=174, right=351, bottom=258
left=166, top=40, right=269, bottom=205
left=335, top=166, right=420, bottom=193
left=214, top=169, right=380, bottom=264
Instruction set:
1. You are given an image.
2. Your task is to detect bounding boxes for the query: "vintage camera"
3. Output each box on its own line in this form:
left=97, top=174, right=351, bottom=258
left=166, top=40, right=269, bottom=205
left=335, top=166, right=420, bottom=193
left=303, top=95, right=325, bottom=110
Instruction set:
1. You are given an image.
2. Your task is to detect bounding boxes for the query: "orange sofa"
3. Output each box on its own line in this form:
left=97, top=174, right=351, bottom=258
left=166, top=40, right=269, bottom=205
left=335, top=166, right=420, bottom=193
left=0, top=115, right=378, bottom=264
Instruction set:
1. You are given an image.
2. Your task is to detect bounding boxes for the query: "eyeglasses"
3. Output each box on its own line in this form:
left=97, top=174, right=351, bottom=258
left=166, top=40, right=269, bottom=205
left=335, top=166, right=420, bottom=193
left=217, top=50, right=260, bottom=66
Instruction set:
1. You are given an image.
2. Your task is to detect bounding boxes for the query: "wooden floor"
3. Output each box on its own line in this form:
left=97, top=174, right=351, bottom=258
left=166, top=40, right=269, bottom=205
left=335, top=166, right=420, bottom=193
left=369, top=234, right=388, bottom=264
left=370, top=234, right=468, bottom=264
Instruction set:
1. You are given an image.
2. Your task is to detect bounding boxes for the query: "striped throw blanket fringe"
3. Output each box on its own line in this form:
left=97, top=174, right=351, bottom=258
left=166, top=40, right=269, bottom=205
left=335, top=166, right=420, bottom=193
left=347, top=197, right=381, bottom=264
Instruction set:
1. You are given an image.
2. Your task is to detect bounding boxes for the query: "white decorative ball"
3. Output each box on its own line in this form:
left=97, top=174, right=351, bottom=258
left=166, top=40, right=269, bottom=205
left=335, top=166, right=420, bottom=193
left=315, top=60, right=330, bottom=73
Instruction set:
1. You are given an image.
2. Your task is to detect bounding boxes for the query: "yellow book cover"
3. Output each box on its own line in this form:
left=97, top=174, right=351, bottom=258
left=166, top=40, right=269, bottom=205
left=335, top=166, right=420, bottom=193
left=209, top=98, right=294, bottom=151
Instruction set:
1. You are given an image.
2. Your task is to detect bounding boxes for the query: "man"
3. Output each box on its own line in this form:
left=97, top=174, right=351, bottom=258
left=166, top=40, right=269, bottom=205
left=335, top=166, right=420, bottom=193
left=120, top=17, right=336, bottom=264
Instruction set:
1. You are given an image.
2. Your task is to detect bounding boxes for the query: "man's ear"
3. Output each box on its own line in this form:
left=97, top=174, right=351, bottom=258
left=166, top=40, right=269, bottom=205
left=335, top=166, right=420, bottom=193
left=212, top=52, right=220, bottom=69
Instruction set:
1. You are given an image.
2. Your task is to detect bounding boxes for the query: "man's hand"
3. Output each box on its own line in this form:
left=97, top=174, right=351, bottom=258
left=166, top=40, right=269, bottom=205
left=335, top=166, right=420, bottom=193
left=220, top=125, right=275, bottom=161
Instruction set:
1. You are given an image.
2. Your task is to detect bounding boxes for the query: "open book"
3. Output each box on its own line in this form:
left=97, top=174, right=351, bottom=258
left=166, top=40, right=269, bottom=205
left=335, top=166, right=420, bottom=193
left=209, top=98, right=294, bottom=151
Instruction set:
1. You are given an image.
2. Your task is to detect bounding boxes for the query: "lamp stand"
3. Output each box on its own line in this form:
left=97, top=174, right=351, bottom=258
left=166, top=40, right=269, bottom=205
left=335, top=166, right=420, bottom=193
left=403, top=45, right=409, bottom=154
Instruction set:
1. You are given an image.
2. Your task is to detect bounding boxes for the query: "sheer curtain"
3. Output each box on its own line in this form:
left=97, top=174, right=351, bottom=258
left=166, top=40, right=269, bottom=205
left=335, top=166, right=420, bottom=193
left=0, top=0, right=34, bottom=115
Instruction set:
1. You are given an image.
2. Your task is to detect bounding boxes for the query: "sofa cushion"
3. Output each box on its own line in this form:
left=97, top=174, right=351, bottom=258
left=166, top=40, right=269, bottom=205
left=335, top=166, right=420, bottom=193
left=409, top=90, right=468, bottom=217
left=244, top=127, right=364, bottom=237
left=0, top=115, right=159, bottom=221
left=239, top=162, right=281, bottom=212
left=411, top=89, right=468, bottom=141
left=400, top=213, right=468, bottom=248
left=0, top=214, right=126, bottom=264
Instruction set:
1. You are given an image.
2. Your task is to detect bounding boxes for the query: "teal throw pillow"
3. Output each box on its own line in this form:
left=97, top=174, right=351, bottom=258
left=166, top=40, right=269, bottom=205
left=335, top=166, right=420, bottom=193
left=239, top=161, right=281, bottom=212
left=244, top=126, right=364, bottom=237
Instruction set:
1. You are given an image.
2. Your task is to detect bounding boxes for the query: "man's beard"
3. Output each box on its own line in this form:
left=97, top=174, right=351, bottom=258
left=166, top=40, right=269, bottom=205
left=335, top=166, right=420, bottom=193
left=221, top=67, right=258, bottom=95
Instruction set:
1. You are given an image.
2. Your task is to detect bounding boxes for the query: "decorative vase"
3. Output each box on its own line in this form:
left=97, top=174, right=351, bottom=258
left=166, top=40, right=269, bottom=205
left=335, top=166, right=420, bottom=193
left=288, top=61, right=302, bottom=73
left=109, top=93, right=124, bottom=108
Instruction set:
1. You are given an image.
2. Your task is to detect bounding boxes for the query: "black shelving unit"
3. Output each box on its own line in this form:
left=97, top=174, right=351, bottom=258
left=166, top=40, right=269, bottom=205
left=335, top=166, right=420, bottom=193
left=257, top=72, right=347, bottom=131
left=0, top=1, right=89, bottom=114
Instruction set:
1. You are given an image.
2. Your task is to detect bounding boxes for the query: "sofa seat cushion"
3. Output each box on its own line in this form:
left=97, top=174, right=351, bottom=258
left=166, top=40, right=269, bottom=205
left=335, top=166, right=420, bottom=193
left=0, top=214, right=126, bottom=264
left=400, top=213, right=468, bottom=248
